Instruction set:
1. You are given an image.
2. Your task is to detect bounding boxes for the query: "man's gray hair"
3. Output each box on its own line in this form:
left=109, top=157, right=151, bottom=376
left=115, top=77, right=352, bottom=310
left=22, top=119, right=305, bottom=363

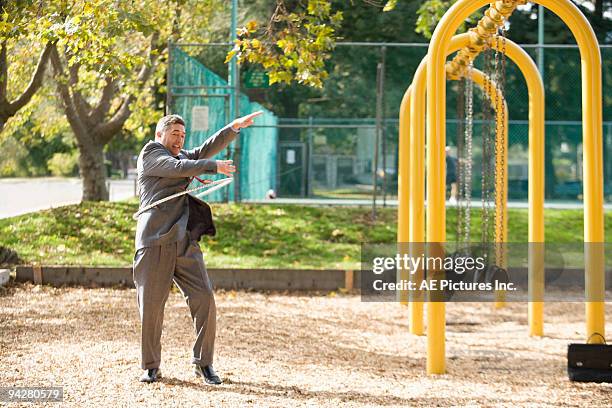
left=155, top=114, right=185, bottom=135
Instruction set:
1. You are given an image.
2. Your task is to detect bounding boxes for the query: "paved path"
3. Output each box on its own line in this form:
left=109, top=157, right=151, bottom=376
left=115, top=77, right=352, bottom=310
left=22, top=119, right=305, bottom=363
left=0, top=178, right=137, bottom=219
left=1, top=178, right=610, bottom=219
left=246, top=197, right=612, bottom=210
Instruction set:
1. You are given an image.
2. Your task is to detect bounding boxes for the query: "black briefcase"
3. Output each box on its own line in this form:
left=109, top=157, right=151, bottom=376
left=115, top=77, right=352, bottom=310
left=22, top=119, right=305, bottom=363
left=567, top=334, right=612, bottom=383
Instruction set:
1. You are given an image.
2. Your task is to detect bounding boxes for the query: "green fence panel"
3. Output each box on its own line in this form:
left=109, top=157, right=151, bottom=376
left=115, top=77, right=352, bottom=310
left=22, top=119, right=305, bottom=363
left=170, top=47, right=278, bottom=202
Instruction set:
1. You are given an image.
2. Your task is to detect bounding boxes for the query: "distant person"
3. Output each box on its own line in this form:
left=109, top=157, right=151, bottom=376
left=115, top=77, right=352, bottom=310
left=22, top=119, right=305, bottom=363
left=133, top=111, right=262, bottom=384
left=446, top=146, right=458, bottom=204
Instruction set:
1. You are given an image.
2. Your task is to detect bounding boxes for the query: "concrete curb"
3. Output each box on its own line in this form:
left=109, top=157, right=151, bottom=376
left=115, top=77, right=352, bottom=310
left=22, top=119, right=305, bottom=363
left=15, top=266, right=361, bottom=291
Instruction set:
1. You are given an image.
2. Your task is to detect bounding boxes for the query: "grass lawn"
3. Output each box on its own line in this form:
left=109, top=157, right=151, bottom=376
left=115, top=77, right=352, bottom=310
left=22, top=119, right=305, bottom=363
left=0, top=200, right=610, bottom=269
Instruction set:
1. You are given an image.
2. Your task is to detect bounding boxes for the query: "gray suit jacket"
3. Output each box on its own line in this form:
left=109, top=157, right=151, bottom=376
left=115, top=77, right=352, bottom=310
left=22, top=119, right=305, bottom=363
left=134, top=125, right=238, bottom=250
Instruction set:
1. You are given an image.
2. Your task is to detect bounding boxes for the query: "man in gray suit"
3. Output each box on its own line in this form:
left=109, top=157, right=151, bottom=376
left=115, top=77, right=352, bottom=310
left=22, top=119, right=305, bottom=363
left=133, top=111, right=262, bottom=384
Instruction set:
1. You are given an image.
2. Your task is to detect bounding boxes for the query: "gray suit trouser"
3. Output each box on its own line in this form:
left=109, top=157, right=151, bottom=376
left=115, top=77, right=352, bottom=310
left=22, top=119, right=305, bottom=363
left=133, top=232, right=216, bottom=370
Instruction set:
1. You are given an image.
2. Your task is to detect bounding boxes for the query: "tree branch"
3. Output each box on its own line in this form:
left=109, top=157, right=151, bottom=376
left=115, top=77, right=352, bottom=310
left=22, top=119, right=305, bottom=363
left=49, top=44, right=91, bottom=142
left=0, top=41, right=8, bottom=103
left=67, top=61, right=94, bottom=125
left=7, top=42, right=53, bottom=116
left=89, top=77, right=117, bottom=124
left=95, top=32, right=162, bottom=145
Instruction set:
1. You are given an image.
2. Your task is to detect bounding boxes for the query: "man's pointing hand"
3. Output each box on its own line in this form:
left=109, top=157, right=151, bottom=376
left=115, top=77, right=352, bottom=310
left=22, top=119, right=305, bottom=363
left=230, top=110, right=264, bottom=131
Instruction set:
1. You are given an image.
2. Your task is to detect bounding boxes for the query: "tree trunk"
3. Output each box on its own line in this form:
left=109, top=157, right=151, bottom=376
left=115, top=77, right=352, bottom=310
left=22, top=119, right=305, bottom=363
left=49, top=35, right=161, bottom=202
left=78, top=141, right=109, bottom=201
left=594, top=0, right=604, bottom=20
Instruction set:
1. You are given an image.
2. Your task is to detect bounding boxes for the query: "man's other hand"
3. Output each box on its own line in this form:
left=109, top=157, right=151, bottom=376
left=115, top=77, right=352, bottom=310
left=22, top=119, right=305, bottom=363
left=230, top=111, right=264, bottom=131
left=216, top=160, right=236, bottom=176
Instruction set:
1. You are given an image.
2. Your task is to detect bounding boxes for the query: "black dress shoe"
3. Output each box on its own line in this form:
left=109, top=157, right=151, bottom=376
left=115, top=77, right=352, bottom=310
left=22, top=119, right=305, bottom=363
left=194, top=364, right=222, bottom=385
left=140, top=368, right=161, bottom=383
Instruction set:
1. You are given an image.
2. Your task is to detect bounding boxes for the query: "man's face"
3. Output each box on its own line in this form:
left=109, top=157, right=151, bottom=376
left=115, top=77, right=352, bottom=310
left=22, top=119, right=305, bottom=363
left=157, top=123, right=186, bottom=156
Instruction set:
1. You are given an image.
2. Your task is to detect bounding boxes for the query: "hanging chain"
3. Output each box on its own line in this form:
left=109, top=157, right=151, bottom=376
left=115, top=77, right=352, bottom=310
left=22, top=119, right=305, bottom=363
left=481, top=45, right=494, bottom=263
left=482, top=47, right=489, bottom=249
left=497, top=27, right=508, bottom=268
left=456, top=78, right=466, bottom=249
left=481, top=47, right=488, bottom=259
left=463, top=62, right=474, bottom=245
left=491, top=33, right=501, bottom=264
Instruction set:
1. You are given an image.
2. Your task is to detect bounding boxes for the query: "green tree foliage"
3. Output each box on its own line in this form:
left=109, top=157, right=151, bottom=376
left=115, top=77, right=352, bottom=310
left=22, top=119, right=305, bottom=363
left=236, top=0, right=428, bottom=122
left=47, top=151, right=79, bottom=177
left=43, top=0, right=165, bottom=200
left=1, top=0, right=610, bottom=199
left=414, top=0, right=481, bottom=39
left=0, top=1, right=74, bottom=177
left=235, top=1, right=610, bottom=90
left=0, top=0, right=53, bottom=131
left=227, top=0, right=343, bottom=88
left=1, top=0, right=223, bottom=200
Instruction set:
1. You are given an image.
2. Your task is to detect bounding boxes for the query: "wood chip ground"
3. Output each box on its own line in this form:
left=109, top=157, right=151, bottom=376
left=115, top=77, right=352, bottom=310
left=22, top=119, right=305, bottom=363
left=1, top=284, right=611, bottom=407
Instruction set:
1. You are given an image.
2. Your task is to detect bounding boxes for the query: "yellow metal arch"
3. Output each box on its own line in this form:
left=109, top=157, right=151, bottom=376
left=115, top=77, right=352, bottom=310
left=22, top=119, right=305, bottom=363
left=399, top=33, right=544, bottom=335
left=423, top=0, right=604, bottom=375
left=396, top=87, right=412, bottom=306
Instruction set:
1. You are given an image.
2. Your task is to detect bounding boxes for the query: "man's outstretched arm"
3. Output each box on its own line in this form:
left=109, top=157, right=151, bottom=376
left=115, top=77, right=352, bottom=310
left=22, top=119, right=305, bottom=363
left=185, top=111, right=264, bottom=160
left=185, top=125, right=239, bottom=161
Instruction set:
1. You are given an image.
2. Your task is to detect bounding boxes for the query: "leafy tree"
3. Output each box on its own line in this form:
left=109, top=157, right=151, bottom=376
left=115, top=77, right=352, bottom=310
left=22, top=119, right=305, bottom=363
left=233, top=0, right=428, bottom=120
left=228, top=0, right=343, bottom=88
left=235, top=0, right=610, bottom=88
left=45, top=0, right=163, bottom=200
left=6, top=0, right=222, bottom=201
left=306, top=0, right=426, bottom=119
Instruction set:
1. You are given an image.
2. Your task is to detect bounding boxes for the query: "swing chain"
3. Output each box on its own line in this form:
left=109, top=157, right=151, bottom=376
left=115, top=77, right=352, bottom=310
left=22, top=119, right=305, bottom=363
left=482, top=45, right=494, bottom=260
left=492, top=33, right=500, bottom=263
left=497, top=27, right=508, bottom=267
left=463, top=62, right=474, bottom=245
left=456, top=78, right=466, bottom=248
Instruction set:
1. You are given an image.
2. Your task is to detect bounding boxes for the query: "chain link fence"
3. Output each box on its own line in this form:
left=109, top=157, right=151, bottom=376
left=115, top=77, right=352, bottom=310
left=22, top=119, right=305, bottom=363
left=169, top=42, right=612, bottom=204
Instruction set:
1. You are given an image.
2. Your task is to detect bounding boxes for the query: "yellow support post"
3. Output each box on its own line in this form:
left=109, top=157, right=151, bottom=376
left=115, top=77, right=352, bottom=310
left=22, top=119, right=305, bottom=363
left=534, top=0, right=606, bottom=347
left=423, top=0, right=604, bottom=374
left=398, top=85, right=425, bottom=332
left=397, top=86, right=412, bottom=305
left=409, top=63, right=427, bottom=335
left=490, top=38, right=547, bottom=337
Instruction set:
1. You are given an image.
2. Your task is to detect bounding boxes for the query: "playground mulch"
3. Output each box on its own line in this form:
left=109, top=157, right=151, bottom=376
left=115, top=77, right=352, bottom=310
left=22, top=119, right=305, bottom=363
left=1, top=283, right=610, bottom=407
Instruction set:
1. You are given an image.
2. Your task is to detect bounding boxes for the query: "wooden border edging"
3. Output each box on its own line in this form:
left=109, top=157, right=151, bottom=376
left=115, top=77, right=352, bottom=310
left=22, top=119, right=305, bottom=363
left=14, top=265, right=609, bottom=292
left=345, top=270, right=354, bottom=290
left=32, top=264, right=42, bottom=285
left=15, top=266, right=362, bottom=291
